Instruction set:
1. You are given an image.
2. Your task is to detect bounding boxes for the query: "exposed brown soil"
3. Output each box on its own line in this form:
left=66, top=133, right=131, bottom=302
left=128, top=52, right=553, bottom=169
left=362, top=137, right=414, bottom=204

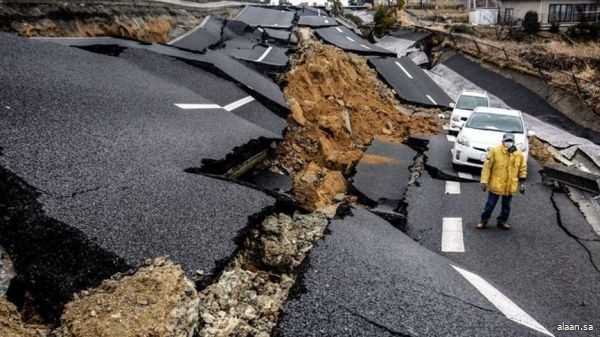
left=273, top=39, right=441, bottom=211
left=0, top=298, right=47, bottom=337
left=60, top=257, right=199, bottom=337
left=0, top=4, right=238, bottom=43
left=529, top=137, right=556, bottom=166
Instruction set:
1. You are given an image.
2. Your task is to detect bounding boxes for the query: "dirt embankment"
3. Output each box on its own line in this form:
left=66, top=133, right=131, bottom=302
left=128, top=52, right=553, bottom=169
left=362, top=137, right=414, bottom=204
left=273, top=36, right=441, bottom=211
left=0, top=298, right=47, bottom=337
left=0, top=3, right=239, bottom=43
left=60, top=257, right=199, bottom=337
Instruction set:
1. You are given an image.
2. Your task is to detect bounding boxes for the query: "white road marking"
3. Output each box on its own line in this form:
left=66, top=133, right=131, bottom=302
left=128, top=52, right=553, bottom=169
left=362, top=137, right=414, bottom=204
left=175, top=96, right=256, bottom=112
left=360, top=44, right=371, bottom=50
left=394, top=62, right=413, bottom=79
left=168, top=18, right=207, bottom=45
left=426, top=94, right=438, bottom=105
left=446, top=135, right=456, bottom=142
left=445, top=181, right=461, bottom=194
left=335, top=27, right=343, bottom=33
left=272, top=23, right=279, bottom=27
left=458, top=172, right=473, bottom=179
left=441, top=217, right=465, bottom=252
left=452, top=265, right=555, bottom=337
left=345, top=36, right=356, bottom=42
left=317, top=9, right=321, bottom=16
left=255, top=46, right=273, bottom=62
left=324, top=19, right=329, bottom=24
left=175, top=103, right=221, bottom=110
left=223, top=96, right=255, bottom=112
left=233, top=5, right=248, bottom=20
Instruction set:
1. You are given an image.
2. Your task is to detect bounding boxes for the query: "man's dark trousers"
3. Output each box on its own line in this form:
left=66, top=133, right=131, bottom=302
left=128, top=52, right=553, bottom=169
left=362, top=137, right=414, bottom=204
left=481, top=192, right=512, bottom=225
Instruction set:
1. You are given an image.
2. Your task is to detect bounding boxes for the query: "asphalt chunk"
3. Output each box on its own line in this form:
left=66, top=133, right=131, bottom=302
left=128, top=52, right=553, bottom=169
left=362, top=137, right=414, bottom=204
left=352, top=139, right=416, bottom=207
left=368, top=56, right=453, bottom=107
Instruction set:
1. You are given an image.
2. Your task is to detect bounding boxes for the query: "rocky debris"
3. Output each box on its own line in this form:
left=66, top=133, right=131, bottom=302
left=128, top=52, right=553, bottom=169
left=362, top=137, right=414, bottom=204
left=0, top=298, right=47, bottom=337
left=0, top=245, right=15, bottom=296
left=293, top=163, right=347, bottom=213
left=273, top=40, right=441, bottom=212
left=0, top=3, right=239, bottom=43
left=529, top=137, right=557, bottom=166
left=60, top=257, right=199, bottom=337
left=198, top=212, right=329, bottom=337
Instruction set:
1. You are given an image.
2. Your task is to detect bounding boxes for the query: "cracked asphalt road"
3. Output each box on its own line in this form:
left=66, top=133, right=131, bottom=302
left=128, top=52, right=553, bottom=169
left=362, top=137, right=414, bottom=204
left=404, top=150, right=600, bottom=336
left=0, top=32, right=278, bottom=307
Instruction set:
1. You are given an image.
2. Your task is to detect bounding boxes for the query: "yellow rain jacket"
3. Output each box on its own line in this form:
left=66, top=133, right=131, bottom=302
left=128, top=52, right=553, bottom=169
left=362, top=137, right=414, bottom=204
left=480, top=144, right=527, bottom=196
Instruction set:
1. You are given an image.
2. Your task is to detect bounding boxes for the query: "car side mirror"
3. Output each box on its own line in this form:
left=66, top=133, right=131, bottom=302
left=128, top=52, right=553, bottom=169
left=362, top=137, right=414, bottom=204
left=527, top=130, right=536, bottom=138
left=449, top=102, right=455, bottom=108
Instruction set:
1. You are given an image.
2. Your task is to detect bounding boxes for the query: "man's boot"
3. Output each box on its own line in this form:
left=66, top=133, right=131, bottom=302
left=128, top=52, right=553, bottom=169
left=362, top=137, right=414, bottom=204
left=498, top=223, right=511, bottom=230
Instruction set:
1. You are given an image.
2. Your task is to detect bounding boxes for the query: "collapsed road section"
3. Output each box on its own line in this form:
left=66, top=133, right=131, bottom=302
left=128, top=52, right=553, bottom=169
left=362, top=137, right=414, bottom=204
left=0, top=32, right=280, bottom=320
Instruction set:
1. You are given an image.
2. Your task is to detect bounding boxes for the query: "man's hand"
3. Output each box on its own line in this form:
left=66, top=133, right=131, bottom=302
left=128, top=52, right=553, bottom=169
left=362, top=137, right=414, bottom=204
left=481, top=183, right=487, bottom=192
left=519, top=183, right=526, bottom=194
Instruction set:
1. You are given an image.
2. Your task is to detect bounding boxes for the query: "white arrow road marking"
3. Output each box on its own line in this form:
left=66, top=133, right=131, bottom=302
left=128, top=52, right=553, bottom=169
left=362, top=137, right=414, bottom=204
left=458, top=172, right=473, bottom=179
left=395, top=62, right=413, bottom=79
left=445, top=181, right=461, bottom=194
left=335, top=27, right=343, bottom=32
left=442, top=217, right=465, bottom=252
left=452, top=265, right=555, bottom=336
left=426, top=94, right=438, bottom=105
left=255, top=46, right=273, bottom=62
left=222, top=96, right=255, bottom=112
left=447, top=135, right=456, bottom=142
left=174, top=103, right=221, bottom=110
left=345, top=36, right=356, bottom=42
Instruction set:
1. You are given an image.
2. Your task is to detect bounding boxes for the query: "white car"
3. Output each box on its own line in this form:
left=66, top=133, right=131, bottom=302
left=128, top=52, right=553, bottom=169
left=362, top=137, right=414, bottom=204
left=449, top=90, right=490, bottom=134
left=452, top=107, right=535, bottom=168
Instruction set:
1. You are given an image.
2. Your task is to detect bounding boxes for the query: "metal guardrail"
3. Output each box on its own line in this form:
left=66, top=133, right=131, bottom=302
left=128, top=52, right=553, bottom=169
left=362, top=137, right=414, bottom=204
left=544, top=163, right=600, bottom=193
left=417, top=26, right=600, bottom=114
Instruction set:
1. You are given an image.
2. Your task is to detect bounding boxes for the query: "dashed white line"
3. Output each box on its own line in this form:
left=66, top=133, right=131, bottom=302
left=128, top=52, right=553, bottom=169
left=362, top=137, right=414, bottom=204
left=458, top=172, right=473, bottom=179
left=174, top=103, right=221, bottom=110
left=255, top=46, right=273, bottom=62
left=452, top=265, right=555, bottom=337
left=445, top=181, right=461, bottom=194
left=317, top=9, right=321, bottom=16
left=335, top=27, right=343, bottom=33
left=360, top=44, right=371, bottom=50
left=446, top=135, right=456, bottom=142
left=394, top=62, right=413, bottom=79
left=324, top=19, right=329, bottom=24
left=222, top=96, right=255, bottom=112
left=426, top=94, right=438, bottom=105
left=345, top=36, right=356, bottom=42
left=441, top=217, right=465, bottom=252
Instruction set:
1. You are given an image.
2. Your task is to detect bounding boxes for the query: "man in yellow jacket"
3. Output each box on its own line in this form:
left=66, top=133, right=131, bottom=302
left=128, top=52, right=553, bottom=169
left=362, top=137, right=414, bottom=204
left=477, top=133, right=527, bottom=230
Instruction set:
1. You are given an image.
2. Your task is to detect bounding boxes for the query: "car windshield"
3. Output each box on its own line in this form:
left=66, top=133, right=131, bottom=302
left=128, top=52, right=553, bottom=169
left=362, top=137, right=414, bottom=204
left=456, top=95, right=488, bottom=110
left=465, top=112, right=524, bottom=133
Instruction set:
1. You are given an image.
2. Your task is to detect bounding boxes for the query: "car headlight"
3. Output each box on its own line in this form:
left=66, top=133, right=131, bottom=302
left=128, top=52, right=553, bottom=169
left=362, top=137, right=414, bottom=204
left=518, top=142, right=527, bottom=152
left=451, top=115, right=460, bottom=122
left=457, top=136, right=470, bottom=147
